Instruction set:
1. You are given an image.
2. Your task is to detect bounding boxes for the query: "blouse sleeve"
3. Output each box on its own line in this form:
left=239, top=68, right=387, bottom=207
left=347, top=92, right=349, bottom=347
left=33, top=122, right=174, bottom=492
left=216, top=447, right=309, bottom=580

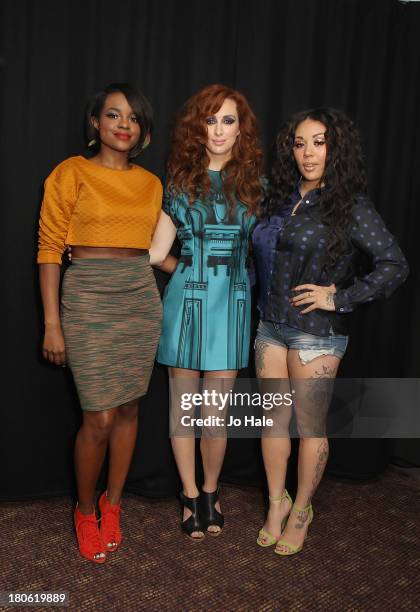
left=333, top=197, right=409, bottom=313
left=37, top=161, right=78, bottom=264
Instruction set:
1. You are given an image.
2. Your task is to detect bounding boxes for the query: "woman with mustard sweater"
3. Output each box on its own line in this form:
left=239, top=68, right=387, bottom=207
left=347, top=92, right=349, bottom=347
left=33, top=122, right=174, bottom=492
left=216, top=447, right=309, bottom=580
left=37, top=83, right=162, bottom=563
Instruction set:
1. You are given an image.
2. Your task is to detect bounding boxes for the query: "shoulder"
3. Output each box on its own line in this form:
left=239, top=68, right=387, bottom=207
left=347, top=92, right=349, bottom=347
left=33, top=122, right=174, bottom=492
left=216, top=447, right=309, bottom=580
left=44, top=156, right=82, bottom=193
left=47, top=156, right=81, bottom=178
left=132, top=165, right=162, bottom=189
left=351, top=194, right=378, bottom=219
left=163, top=184, right=189, bottom=204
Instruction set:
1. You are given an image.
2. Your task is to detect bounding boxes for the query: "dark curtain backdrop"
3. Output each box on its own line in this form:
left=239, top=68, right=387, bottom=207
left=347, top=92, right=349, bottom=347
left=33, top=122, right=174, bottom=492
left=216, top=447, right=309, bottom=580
left=2, top=0, right=419, bottom=501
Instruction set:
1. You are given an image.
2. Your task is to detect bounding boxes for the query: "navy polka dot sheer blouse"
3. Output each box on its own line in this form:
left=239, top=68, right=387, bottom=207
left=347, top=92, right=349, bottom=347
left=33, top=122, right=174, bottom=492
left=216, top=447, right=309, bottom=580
left=252, top=186, right=409, bottom=336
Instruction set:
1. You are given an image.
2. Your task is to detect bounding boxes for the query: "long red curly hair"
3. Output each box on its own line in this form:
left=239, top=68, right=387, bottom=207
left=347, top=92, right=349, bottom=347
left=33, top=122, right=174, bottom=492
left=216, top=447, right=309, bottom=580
left=166, top=84, right=264, bottom=215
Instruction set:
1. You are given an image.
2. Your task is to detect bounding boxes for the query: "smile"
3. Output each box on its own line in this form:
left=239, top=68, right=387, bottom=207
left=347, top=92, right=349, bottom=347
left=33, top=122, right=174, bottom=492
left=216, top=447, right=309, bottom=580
left=303, top=164, right=317, bottom=170
left=114, top=133, right=131, bottom=141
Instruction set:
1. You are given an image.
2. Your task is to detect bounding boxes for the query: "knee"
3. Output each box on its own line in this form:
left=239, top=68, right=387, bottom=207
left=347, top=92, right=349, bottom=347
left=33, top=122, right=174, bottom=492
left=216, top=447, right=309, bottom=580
left=296, top=414, right=327, bottom=438
left=117, top=400, right=138, bottom=423
left=82, top=412, right=115, bottom=443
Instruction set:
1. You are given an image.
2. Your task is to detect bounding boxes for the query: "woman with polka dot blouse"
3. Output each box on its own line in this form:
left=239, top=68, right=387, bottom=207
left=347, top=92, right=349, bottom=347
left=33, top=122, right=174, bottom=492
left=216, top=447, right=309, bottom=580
left=252, top=108, right=408, bottom=556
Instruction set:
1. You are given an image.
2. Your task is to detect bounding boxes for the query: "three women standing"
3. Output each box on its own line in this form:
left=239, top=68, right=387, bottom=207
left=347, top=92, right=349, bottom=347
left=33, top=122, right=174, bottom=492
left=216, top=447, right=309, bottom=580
left=38, top=87, right=408, bottom=559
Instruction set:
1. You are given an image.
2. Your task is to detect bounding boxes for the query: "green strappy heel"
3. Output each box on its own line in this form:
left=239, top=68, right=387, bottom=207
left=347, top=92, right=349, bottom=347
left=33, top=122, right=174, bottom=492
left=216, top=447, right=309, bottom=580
left=257, top=489, right=292, bottom=548
left=274, top=503, right=314, bottom=556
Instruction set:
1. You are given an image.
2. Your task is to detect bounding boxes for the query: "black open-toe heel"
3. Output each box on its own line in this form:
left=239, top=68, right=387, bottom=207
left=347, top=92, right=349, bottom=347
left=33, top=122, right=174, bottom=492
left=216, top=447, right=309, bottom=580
left=179, top=492, right=205, bottom=541
left=201, top=487, right=224, bottom=536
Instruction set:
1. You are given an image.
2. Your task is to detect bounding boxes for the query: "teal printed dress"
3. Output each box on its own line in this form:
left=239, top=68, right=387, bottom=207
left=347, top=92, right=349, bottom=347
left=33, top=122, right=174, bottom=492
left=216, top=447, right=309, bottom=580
left=157, top=170, right=256, bottom=371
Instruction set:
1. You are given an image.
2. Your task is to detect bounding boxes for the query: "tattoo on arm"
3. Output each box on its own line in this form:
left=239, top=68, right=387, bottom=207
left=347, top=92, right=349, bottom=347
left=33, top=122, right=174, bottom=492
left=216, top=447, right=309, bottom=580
left=326, top=291, right=334, bottom=307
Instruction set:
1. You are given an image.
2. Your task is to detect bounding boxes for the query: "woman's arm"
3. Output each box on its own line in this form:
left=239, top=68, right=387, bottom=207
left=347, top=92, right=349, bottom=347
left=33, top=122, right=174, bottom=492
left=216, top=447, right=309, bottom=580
left=291, top=198, right=409, bottom=315
left=156, top=254, right=178, bottom=274
left=333, top=198, right=409, bottom=313
left=39, top=263, right=66, bottom=365
left=149, top=210, right=178, bottom=270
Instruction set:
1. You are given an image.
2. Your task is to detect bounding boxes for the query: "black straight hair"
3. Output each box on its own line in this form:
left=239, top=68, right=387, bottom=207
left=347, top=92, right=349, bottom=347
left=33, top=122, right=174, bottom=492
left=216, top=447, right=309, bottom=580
left=85, top=83, right=153, bottom=159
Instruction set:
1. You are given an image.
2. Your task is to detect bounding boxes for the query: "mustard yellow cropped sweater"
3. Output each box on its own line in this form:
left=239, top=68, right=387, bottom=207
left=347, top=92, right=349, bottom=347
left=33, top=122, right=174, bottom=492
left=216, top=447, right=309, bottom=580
left=37, top=156, right=163, bottom=264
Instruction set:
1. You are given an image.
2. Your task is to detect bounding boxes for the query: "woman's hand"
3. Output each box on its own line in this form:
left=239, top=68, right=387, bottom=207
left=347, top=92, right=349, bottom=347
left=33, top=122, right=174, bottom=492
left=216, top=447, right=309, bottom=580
left=290, top=284, right=336, bottom=313
left=42, top=323, right=67, bottom=366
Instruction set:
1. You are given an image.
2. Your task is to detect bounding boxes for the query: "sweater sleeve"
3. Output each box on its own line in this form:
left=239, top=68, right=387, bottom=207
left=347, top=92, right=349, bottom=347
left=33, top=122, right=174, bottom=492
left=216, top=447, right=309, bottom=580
left=37, top=160, right=78, bottom=264
left=333, top=197, right=409, bottom=313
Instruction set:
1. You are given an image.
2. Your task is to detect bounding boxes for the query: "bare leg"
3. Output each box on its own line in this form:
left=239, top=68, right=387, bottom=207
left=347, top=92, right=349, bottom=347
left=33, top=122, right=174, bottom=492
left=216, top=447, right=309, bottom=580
left=74, top=409, right=117, bottom=514
left=169, top=367, right=202, bottom=538
left=107, top=399, right=139, bottom=504
left=255, top=340, right=292, bottom=544
left=275, top=351, right=340, bottom=553
left=200, top=370, right=237, bottom=533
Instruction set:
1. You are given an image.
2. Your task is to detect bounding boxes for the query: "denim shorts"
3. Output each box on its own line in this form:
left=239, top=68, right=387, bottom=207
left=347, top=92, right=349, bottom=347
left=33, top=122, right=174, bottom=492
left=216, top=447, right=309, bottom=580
left=255, top=320, right=348, bottom=365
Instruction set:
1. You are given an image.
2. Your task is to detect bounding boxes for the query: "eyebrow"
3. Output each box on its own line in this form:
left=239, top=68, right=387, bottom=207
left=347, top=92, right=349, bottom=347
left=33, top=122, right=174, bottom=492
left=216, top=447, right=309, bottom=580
left=207, top=114, right=237, bottom=118
left=105, top=106, right=135, bottom=113
left=294, top=132, right=326, bottom=139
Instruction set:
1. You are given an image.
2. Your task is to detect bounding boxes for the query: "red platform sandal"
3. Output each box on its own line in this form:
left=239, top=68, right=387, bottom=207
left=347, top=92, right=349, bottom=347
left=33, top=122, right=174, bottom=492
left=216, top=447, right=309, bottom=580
left=99, top=492, right=122, bottom=552
left=74, top=505, right=107, bottom=564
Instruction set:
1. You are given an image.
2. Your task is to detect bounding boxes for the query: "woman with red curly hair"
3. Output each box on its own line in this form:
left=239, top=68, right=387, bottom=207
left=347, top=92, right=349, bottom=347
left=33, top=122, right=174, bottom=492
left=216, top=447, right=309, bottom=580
left=150, top=84, right=263, bottom=540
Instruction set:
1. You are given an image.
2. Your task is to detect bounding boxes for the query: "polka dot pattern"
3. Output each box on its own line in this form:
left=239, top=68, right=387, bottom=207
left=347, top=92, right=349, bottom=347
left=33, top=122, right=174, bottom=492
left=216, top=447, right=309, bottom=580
left=252, top=188, right=409, bottom=336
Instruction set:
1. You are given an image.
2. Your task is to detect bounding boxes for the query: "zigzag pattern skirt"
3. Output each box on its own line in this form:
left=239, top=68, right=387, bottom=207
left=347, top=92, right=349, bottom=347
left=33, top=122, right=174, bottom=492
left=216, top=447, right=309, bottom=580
left=61, top=256, right=162, bottom=411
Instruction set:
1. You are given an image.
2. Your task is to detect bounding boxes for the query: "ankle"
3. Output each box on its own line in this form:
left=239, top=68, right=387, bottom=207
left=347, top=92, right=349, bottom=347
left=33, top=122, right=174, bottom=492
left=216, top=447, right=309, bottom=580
left=103, top=491, right=121, bottom=506
left=202, top=483, right=218, bottom=494
left=293, top=499, right=312, bottom=512
left=182, top=487, right=200, bottom=499
left=77, top=503, right=95, bottom=516
left=269, top=488, right=291, bottom=505
left=291, top=503, right=313, bottom=524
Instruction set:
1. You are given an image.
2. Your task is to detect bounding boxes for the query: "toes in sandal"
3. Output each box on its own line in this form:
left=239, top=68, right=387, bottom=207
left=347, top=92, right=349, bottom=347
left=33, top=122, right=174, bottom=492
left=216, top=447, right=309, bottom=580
left=257, top=489, right=292, bottom=548
left=201, top=487, right=224, bottom=536
left=180, top=492, right=205, bottom=541
left=99, top=491, right=122, bottom=552
left=74, top=505, right=107, bottom=564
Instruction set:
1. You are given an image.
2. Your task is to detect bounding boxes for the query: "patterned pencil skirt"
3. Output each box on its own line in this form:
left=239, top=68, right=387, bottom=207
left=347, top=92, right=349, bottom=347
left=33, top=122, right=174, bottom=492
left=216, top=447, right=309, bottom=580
left=61, top=256, right=162, bottom=411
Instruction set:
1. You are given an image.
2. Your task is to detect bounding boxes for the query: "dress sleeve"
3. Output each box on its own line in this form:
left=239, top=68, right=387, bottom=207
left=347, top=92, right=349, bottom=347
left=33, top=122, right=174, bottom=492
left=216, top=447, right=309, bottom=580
left=162, top=187, right=173, bottom=216
left=161, top=187, right=183, bottom=228
left=333, top=197, right=409, bottom=313
left=37, top=161, right=78, bottom=264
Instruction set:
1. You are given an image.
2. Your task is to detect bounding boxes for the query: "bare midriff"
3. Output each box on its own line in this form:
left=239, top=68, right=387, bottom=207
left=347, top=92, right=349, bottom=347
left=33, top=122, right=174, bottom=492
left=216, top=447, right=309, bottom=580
left=71, top=246, right=148, bottom=259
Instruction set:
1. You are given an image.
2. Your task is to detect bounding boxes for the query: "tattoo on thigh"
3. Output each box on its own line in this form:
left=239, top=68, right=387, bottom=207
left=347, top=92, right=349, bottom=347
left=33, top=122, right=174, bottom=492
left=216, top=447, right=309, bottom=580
left=313, top=364, right=336, bottom=378
left=295, top=368, right=335, bottom=436
left=255, top=340, right=269, bottom=376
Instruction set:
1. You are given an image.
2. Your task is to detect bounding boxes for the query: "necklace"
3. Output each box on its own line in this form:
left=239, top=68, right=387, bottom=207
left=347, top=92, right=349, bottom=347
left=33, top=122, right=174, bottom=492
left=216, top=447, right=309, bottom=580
left=291, top=198, right=303, bottom=216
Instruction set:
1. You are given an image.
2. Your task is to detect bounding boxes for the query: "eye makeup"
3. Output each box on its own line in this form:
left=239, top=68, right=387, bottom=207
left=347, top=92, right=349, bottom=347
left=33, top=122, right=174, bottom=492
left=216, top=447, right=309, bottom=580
left=104, top=111, right=138, bottom=123
left=206, top=115, right=237, bottom=125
